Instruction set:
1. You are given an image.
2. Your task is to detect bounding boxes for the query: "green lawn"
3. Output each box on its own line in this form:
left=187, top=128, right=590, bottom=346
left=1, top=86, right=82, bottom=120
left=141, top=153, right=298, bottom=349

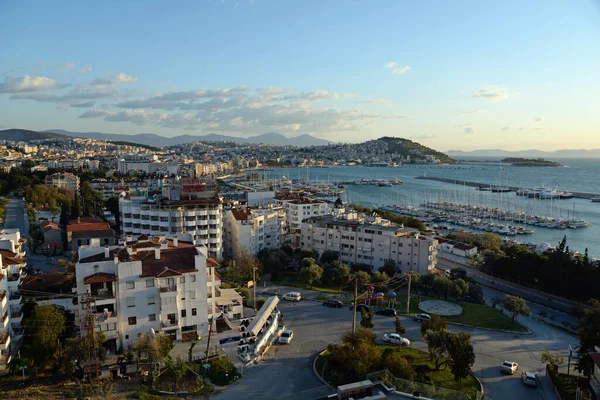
left=394, top=294, right=527, bottom=332
left=548, top=368, right=591, bottom=400
left=379, top=346, right=480, bottom=399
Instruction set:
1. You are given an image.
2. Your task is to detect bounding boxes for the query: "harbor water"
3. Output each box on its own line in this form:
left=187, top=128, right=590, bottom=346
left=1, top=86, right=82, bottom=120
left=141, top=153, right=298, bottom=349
left=260, top=158, right=600, bottom=257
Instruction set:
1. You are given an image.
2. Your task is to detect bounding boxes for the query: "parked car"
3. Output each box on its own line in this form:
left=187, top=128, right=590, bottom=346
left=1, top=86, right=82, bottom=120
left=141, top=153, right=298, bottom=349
left=322, top=300, right=344, bottom=308
left=382, top=333, right=410, bottom=346
left=279, top=330, right=294, bottom=344
left=283, top=292, right=302, bottom=302
left=349, top=304, right=370, bottom=313
left=375, top=308, right=397, bottom=317
left=500, top=361, right=519, bottom=374
left=521, top=371, right=537, bottom=387
left=414, top=313, right=432, bottom=322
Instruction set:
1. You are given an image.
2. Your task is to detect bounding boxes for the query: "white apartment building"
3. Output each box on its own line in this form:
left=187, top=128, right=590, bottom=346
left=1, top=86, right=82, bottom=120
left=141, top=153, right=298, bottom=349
left=45, top=172, right=80, bottom=193
left=223, top=206, right=286, bottom=257
left=120, top=196, right=223, bottom=260
left=275, top=195, right=330, bottom=246
left=0, top=229, right=27, bottom=370
left=301, top=213, right=438, bottom=274
left=74, top=235, right=243, bottom=351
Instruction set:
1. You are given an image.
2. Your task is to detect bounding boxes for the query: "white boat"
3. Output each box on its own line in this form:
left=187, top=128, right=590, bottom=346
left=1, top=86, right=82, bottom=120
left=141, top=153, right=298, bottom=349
left=591, top=196, right=600, bottom=203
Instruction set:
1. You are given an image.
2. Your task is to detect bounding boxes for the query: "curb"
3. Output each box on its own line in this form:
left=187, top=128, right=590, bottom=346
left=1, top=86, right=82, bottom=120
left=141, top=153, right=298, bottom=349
left=312, top=349, right=333, bottom=389
left=395, top=311, right=532, bottom=335
left=470, top=371, right=485, bottom=400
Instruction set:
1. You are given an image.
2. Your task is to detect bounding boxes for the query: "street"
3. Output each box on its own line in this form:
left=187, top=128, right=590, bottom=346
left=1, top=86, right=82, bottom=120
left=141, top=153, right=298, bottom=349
left=210, top=298, right=568, bottom=399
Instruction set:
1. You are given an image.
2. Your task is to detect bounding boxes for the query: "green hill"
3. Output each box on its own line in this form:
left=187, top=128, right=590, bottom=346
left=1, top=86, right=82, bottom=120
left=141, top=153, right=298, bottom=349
left=379, top=136, right=456, bottom=164
left=0, top=128, right=67, bottom=142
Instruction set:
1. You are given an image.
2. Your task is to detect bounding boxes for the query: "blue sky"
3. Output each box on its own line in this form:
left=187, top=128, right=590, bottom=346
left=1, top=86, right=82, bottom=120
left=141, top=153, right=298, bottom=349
left=1, top=0, right=599, bottom=150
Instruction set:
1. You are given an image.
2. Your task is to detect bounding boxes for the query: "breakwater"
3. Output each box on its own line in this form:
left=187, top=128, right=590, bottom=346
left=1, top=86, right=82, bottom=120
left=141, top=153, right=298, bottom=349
left=416, top=176, right=599, bottom=199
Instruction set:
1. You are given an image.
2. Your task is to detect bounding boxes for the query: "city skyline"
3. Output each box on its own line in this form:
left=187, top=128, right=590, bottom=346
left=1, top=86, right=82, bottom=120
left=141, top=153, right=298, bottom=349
left=1, top=0, right=600, bottom=151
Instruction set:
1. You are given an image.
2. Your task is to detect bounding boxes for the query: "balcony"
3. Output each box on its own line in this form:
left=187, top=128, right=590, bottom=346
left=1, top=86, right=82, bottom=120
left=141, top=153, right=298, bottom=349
left=91, top=288, right=115, bottom=299
left=160, top=285, right=177, bottom=293
left=160, top=317, right=178, bottom=329
left=11, top=327, right=23, bottom=341
left=10, top=310, right=22, bottom=323
left=208, top=219, right=219, bottom=225
left=0, top=332, right=10, bottom=350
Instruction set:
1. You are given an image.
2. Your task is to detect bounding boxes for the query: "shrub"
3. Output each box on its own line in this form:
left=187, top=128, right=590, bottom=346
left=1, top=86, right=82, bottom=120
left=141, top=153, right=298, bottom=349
left=384, top=353, right=416, bottom=380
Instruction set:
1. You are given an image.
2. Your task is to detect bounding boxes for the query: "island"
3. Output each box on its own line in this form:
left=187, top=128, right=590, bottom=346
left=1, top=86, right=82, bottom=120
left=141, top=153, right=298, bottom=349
left=501, top=157, right=562, bottom=167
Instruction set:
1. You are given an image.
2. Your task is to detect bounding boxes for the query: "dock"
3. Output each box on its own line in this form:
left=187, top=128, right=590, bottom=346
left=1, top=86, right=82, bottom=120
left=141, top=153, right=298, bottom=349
left=415, top=176, right=599, bottom=200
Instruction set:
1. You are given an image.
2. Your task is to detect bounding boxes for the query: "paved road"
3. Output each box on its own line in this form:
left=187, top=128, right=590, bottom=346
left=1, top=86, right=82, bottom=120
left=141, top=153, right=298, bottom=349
left=210, top=297, right=568, bottom=400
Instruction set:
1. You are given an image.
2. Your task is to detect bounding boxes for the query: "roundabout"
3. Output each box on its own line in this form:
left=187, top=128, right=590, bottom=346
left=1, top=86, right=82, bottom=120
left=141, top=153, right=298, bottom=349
left=418, top=300, right=463, bottom=316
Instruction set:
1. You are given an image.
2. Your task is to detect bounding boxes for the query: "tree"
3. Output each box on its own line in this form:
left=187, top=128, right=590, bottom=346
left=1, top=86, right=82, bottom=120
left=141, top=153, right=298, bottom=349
left=496, top=295, right=531, bottom=322
left=480, top=232, right=502, bottom=251
left=424, top=330, right=452, bottom=370
left=576, top=299, right=600, bottom=376
left=420, top=273, right=435, bottom=295
left=320, top=250, right=339, bottom=264
left=334, top=197, right=343, bottom=208
left=468, top=283, right=484, bottom=304
left=23, top=305, right=67, bottom=372
left=385, top=353, right=415, bottom=380
left=450, top=267, right=467, bottom=280
left=394, top=316, right=406, bottom=335
left=328, top=329, right=380, bottom=382
left=354, top=270, right=371, bottom=287
left=227, top=247, right=260, bottom=282
left=433, top=276, right=450, bottom=298
left=421, top=314, right=448, bottom=337
left=541, top=349, right=564, bottom=370
left=371, top=271, right=389, bottom=284
left=330, top=261, right=352, bottom=290
left=236, top=287, right=252, bottom=306
left=61, top=331, right=107, bottom=375
left=133, top=334, right=174, bottom=374
left=298, top=260, right=323, bottom=288
left=105, top=196, right=120, bottom=228
left=448, top=332, right=476, bottom=391
left=360, top=309, right=374, bottom=329
left=379, top=260, right=398, bottom=277
left=448, top=279, right=469, bottom=303
left=71, top=193, right=81, bottom=220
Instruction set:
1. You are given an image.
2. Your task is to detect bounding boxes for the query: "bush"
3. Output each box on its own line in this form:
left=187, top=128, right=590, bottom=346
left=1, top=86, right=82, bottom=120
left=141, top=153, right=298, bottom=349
left=236, top=287, right=251, bottom=306
left=255, top=296, right=267, bottom=309
left=208, top=356, right=238, bottom=386
left=384, top=353, right=416, bottom=380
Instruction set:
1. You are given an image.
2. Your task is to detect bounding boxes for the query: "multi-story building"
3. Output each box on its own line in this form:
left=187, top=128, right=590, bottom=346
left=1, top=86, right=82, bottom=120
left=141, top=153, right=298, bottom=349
left=223, top=206, right=286, bottom=257
left=74, top=235, right=242, bottom=351
left=0, top=229, right=26, bottom=370
left=275, top=194, right=330, bottom=246
left=300, top=212, right=437, bottom=273
left=45, top=172, right=80, bottom=193
left=120, top=181, right=223, bottom=260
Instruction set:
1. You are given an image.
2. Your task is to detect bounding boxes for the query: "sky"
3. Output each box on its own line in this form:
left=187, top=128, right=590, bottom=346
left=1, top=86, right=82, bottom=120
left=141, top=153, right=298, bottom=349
left=1, top=0, right=600, bottom=151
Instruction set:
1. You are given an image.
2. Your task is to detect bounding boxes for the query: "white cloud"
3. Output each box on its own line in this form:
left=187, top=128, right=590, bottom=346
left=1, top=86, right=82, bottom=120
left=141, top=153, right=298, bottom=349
left=460, top=109, right=480, bottom=114
left=473, top=86, right=509, bottom=101
left=61, top=62, right=76, bottom=71
left=11, top=87, right=123, bottom=103
left=412, top=134, right=436, bottom=140
left=464, top=127, right=475, bottom=134
left=90, top=73, right=138, bottom=86
left=70, top=100, right=96, bottom=108
left=354, top=98, right=392, bottom=104
left=384, top=62, right=410, bottom=75
left=502, top=126, right=511, bottom=131
left=79, top=66, right=93, bottom=74
left=79, top=109, right=116, bottom=118
left=535, top=116, right=545, bottom=122
left=0, top=75, right=61, bottom=93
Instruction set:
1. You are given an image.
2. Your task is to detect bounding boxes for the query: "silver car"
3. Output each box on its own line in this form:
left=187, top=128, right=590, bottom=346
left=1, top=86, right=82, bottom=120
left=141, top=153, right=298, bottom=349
left=521, top=371, right=537, bottom=387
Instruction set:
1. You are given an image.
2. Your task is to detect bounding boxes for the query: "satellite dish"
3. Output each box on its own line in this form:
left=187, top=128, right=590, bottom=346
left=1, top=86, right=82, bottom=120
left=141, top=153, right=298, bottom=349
left=149, top=328, right=156, bottom=338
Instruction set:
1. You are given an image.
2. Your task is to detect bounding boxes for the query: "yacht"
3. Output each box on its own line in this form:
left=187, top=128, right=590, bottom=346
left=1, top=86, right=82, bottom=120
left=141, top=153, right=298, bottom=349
left=591, top=196, right=600, bottom=203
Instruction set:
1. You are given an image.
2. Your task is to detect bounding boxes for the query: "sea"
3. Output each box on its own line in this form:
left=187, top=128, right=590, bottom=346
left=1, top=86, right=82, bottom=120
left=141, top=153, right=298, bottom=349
left=259, top=157, right=600, bottom=258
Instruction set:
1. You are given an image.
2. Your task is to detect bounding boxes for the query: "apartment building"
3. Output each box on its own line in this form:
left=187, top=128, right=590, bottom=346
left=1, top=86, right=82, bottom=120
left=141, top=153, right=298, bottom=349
left=301, top=213, right=437, bottom=274
left=0, top=229, right=26, bottom=370
left=67, top=219, right=116, bottom=252
left=45, top=172, right=80, bottom=193
left=223, top=206, right=286, bottom=257
left=74, top=235, right=242, bottom=351
left=275, top=194, right=330, bottom=246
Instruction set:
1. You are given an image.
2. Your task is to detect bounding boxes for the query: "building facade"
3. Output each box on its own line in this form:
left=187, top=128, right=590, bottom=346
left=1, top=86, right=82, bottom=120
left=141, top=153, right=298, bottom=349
left=74, top=236, right=241, bottom=351
left=223, top=206, right=286, bottom=257
left=275, top=195, right=330, bottom=246
left=45, top=172, right=80, bottom=193
left=300, top=213, right=437, bottom=274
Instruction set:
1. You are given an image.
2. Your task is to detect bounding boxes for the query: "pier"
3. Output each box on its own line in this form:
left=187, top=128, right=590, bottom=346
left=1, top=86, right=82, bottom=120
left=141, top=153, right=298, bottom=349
left=416, top=176, right=599, bottom=200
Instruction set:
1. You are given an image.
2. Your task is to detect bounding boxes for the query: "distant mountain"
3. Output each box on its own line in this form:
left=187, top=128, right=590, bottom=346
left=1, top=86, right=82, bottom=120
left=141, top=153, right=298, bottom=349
left=42, top=129, right=330, bottom=147
left=0, top=128, right=66, bottom=142
left=447, top=148, right=600, bottom=158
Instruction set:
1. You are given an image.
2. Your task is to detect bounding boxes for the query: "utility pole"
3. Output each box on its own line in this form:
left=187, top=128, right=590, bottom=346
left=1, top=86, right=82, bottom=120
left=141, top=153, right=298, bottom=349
left=352, top=278, right=358, bottom=334
left=205, top=317, right=213, bottom=361
left=406, top=273, right=412, bottom=315
left=84, top=295, right=99, bottom=380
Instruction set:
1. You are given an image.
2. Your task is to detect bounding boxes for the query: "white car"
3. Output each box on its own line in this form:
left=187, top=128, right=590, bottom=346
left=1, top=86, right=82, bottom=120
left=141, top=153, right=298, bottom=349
left=382, top=333, right=410, bottom=346
left=521, top=371, right=538, bottom=387
left=500, top=361, right=519, bottom=374
left=279, top=330, right=294, bottom=344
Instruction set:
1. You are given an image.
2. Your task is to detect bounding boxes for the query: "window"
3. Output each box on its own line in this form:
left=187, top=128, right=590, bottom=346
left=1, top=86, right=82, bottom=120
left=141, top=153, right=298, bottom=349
left=147, top=296, right=155, bottom=305
left=126, top=281, right=135, bottom=290
left=181, top=309, right=187, bottom=318
left=180, top=276, right=185, bottom=284
left=192, top=308, right=197, bottom=316
left=128, top=317, right=137, bottom=325
left=146, top=279, right=154, bottom=287
left=149, top=314, right=156, bottom=322
left=191, top=290, right=197, bottom=300
left=190, top=275, right=196, bottom=282
left=127, top=297, right=135, bottom=308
